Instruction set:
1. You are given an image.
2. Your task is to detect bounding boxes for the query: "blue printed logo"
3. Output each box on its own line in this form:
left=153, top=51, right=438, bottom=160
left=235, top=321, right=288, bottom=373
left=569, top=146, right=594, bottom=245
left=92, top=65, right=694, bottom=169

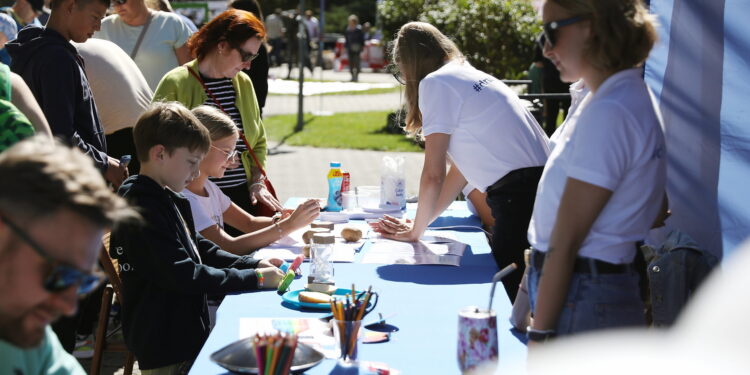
left=473, top=78, right=494, bottom=92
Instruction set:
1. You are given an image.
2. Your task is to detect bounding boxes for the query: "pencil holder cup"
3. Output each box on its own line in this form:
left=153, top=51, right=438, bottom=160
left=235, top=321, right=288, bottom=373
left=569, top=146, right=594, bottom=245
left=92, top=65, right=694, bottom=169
left=331, top=319, right=362, bottom=366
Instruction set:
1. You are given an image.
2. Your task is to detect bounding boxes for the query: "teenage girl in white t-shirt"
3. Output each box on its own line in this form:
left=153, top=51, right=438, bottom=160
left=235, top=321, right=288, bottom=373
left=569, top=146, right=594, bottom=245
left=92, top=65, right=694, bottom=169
left=525, top=0, right=666, bottom=343
left=372, top=22, right=550, bottom=301
left=183, top=106, right=320, bottom=255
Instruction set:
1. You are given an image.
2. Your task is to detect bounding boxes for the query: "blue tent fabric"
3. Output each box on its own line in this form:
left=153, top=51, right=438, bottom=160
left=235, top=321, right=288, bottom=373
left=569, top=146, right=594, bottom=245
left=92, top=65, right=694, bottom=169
left=646, top=0, right=750, bottom=259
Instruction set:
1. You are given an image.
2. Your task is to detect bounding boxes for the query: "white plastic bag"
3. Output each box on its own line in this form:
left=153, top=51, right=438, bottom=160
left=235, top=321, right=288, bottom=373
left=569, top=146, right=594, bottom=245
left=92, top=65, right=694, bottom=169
left=380, top=155, right=406, bottom=210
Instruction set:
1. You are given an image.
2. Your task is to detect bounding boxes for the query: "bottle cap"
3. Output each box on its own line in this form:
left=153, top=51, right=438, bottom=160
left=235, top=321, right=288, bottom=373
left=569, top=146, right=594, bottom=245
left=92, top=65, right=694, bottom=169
left=312, top=233, right=335, bottom=244
left=330, top=162, right=341, bottom=168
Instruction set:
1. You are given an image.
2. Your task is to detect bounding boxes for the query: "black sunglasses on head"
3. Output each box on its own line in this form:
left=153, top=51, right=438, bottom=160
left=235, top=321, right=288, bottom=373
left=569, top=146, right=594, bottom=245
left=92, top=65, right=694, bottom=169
left=0, top=214, right=104, bottom=295
left=542, top=15, right=586, bottom=48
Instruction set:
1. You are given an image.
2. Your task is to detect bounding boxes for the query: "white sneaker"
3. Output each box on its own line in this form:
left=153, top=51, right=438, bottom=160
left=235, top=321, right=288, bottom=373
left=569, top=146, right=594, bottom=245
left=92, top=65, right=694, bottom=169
left=73, top=334, right=95, bottom=359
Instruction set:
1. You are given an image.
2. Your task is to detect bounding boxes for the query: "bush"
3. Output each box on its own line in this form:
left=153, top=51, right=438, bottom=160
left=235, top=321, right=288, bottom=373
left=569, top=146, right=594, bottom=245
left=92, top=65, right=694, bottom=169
left=379, top=0, right=541, bottom=79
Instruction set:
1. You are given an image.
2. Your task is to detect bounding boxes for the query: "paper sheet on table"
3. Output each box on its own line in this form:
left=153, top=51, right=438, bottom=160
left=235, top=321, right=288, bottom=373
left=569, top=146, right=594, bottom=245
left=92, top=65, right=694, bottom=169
left=250, top=222, right=371, bottom=262
left=361, top=231, right=467, bottom=266
left=238, top=317, right=337, bottom=358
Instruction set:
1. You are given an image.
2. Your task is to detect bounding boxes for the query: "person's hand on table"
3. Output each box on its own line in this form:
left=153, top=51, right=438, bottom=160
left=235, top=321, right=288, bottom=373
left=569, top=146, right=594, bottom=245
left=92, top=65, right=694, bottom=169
left=249, top=182, right=283, bottom=212
left=370, top=215, right=412, bottom=234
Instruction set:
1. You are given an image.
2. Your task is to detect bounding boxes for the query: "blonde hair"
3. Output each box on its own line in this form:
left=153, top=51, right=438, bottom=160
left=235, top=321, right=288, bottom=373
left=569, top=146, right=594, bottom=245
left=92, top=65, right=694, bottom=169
left=392, top=22, right=463, bottom=137
left=0, top=135, right=136, bottom=226
left=191, top=106, right=239, bottom=141
left=133, top=102, right=211, bottom=162
left=549, top=0, right=657, bottom=72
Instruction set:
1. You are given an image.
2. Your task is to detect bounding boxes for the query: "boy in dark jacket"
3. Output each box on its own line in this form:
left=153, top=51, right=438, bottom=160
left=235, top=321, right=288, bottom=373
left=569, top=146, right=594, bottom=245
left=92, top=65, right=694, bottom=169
left=110, top=102, right=285, bottom=372
left=5, top=0, right=127, bottom=187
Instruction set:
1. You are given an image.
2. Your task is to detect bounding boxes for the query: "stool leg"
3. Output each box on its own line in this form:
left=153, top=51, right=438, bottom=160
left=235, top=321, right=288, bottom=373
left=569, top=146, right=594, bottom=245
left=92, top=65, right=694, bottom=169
left=90, top=286, right=113, bottom=375
left=124, top=352, right=135, bottom=375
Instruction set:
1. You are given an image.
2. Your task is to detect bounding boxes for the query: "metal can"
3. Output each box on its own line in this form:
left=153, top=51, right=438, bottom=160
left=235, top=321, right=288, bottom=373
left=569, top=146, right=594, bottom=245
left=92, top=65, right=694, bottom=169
left=341, top=172, right=350, bottom=193
left=457, top=306, right=498, bottom=374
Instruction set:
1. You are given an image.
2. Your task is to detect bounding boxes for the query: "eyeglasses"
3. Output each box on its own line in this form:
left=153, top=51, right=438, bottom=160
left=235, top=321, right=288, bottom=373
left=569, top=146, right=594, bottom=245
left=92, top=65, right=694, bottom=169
left=542, top=15, right=586, bottom=48
left=388, top=65, right=405, bottom=85
left=211, top=145, right=239, bottom=161
left=113, top=0, right=127, bottom=5
left=0, top=214, right=104, bottom=295
left=235, top=47, right=260, bottom=63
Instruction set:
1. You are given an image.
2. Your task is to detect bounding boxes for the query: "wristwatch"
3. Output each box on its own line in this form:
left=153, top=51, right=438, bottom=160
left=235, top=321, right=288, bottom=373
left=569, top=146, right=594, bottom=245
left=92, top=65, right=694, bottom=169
left=271, top=211, right=282, bottom=224
left=526, top=327, right=556, bottom=342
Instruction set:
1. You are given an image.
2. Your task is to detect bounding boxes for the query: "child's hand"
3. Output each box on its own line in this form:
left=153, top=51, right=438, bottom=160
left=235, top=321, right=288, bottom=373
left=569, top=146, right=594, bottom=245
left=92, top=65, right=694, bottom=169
left=258, top=258, right=284, bottom=268
left=257, top=267, right=285, bottom=289
left=288, top=199, right=321, bottom=230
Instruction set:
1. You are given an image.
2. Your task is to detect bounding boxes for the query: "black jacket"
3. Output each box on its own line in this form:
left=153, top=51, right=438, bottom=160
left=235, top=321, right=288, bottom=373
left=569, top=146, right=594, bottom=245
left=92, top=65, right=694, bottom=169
left=110, top=175, right=261, bottom=369
left=6, top=26, right=108, bottom=172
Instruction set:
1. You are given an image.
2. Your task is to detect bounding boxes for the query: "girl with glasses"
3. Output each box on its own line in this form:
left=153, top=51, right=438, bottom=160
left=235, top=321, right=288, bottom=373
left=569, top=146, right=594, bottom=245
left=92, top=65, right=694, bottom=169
left=526, top=0, right=664, bottom=343
left=155, top=10, right=283, bottom=233
left=183, top=106, right=320, bottom=255
left=372, top=22, right=550, bottom=302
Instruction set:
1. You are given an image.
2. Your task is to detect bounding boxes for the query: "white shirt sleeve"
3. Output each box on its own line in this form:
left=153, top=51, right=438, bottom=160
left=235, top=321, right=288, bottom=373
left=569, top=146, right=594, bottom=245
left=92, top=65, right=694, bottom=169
left=211, top=182, right=232, bottom=213
left=419, top=77, right=462, bottom=136
left=565, top=101, right=640, bottom=191
left=184, top=192, right=216, bottom=232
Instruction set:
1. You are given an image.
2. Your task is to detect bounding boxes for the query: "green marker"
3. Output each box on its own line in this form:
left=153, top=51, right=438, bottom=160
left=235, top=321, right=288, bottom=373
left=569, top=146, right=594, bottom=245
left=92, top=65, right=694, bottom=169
left=277, top=270, right=295, bottom=294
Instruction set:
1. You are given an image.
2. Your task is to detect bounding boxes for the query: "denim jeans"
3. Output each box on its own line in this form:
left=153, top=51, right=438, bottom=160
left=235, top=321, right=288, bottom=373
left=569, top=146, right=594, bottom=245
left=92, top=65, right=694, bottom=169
left=528, top=264, right=646, bottom=335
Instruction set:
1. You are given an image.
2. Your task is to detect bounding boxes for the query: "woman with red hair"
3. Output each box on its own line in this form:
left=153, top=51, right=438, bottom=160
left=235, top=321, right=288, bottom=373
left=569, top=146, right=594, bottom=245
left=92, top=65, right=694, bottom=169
left=154, top=9, right=282, bottom=228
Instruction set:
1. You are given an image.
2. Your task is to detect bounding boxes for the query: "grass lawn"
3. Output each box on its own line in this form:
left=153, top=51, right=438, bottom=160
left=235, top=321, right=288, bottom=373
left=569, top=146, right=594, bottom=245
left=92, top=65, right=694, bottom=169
left=264, top=111, right=423, bottom=152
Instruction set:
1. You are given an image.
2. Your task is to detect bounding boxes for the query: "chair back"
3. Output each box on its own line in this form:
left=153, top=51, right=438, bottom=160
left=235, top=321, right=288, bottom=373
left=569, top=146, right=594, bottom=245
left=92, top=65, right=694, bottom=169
left=99, top=232, right=124, bottom=304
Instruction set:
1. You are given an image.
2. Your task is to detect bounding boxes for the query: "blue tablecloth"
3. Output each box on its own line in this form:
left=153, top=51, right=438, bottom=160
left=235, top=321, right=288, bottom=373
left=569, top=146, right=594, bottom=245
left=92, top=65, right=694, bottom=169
left=189, top=201, right=528, bottom=374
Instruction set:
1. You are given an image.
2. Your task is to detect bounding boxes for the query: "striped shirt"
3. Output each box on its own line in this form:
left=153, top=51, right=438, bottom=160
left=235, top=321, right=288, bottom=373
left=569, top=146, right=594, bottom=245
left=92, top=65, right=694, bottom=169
left=200, top=75, right=248, bottom=189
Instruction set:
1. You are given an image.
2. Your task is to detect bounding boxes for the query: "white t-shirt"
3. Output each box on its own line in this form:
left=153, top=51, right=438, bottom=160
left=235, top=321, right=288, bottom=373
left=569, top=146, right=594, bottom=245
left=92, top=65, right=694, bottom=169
left=95, top=11, right=192, bottom=90
left=183, top=180, right=232, bottom=232
left=549, top=79, right=589, bottom=152
left=74, top=39, right=153, bottom=134
left=420, top=60, right=550, bottom=192
left=528, top=69, right=666, bottom=264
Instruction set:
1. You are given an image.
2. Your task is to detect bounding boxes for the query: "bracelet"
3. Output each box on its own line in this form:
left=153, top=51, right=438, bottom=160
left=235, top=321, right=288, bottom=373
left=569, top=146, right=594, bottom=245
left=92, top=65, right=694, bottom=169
left=249, top=181, right=265, bottom=189
left=256, top=269, right=265, bottom=288
left=526, top=326, right=556, bottom=342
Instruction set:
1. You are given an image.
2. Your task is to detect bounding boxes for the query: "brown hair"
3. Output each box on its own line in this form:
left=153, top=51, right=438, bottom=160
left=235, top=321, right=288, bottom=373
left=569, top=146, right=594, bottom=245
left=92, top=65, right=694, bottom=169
left=133, top=102, right=211, bottom=162
left=191, top=105, right=239, bottom=141
left=391, top=22, right=463, bottom=137
left=549, top=0, right=657, bottom=72
left=0, top=135, right=135, bottom=226
left=187, top=9, right=266, bottom=61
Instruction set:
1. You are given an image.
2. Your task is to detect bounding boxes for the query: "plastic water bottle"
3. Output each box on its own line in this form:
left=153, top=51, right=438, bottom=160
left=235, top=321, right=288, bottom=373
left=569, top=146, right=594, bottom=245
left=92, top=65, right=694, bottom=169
left=326, top=162, right=343, bottom=211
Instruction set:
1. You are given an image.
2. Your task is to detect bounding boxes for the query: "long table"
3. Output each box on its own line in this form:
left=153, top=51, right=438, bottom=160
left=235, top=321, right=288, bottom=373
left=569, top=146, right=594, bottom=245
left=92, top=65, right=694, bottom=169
left=189, top=201, right=528, bottom=374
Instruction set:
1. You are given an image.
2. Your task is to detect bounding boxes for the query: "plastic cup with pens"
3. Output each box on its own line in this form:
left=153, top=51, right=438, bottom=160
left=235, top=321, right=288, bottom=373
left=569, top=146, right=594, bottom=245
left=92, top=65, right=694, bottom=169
left=330, top=285, right=374, bottom=367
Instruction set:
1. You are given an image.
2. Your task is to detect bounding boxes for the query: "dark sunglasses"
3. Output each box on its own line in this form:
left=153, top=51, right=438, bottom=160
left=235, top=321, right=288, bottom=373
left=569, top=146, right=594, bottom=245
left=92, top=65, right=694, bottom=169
left=542, top=15, right=586, bottom=48
left=113, top=0, right=127, bottom=5
left=235, top=47, right=260, bottom=63
left=0, top=214, right=104, bottom=295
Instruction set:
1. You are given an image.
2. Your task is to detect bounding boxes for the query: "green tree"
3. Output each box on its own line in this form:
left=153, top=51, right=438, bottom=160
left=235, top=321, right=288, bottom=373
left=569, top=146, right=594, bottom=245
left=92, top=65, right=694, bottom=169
left=379, top=0, right=540, bottom=79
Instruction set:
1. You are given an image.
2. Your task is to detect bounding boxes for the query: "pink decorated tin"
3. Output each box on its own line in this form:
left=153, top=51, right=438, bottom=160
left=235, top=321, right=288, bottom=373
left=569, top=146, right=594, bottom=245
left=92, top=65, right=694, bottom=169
left=457, top=306, right=498, bottom=373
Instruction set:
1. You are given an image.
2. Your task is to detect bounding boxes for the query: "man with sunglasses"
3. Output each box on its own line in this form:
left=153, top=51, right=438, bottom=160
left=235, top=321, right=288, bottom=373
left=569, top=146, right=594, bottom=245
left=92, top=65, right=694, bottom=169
left=0, top=136, right=135, bottom=374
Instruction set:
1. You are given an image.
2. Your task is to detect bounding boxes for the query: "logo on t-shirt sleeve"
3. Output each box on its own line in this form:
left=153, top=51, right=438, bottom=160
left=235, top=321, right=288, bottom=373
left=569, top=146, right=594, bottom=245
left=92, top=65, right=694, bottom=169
left=472, top=77, right=495, bottom=92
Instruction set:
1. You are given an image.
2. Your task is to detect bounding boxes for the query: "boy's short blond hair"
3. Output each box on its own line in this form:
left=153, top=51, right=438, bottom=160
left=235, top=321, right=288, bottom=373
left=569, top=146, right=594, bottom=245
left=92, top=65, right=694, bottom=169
left=134, top=102, right=211, bottom=162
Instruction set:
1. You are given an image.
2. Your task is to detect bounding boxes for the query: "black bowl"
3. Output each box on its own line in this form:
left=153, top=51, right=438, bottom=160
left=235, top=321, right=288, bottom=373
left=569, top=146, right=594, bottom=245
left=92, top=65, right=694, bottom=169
left=210, top=337, right=325, bottom=374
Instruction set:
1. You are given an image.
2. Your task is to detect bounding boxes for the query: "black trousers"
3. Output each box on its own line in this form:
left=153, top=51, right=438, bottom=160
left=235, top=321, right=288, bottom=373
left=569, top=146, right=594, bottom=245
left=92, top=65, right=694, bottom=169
left=105, top=127, right=140, bottom=175
left=485, top=166, right=544, bottom=302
